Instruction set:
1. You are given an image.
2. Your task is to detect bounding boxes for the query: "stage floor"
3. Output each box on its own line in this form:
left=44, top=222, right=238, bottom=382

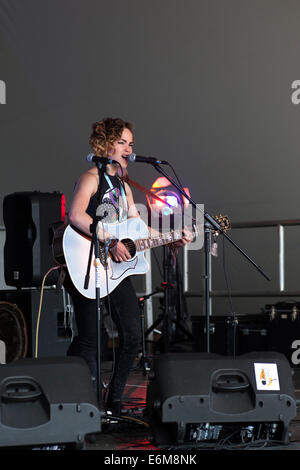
left=84, top=357, right=300, bottom=452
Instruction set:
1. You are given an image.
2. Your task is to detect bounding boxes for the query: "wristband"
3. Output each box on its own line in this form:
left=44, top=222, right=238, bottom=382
left=109, top=238, right=119, bottom=249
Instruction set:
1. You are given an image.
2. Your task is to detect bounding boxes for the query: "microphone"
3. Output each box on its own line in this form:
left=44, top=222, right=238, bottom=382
left=86, top=153, right=117, bottom=165
left=127, top=153, right=168, bottom=165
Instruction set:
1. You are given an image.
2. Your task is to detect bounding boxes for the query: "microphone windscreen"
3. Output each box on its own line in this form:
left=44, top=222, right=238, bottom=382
left=127, top=153, right=136, bottom=162
left=86, top=153, right=94, bottom=162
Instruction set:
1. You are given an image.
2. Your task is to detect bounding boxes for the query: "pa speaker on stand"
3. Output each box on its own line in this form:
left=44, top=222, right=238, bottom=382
left=146, top=351, right=297, bottom=448
left=2, top=191, right=72, bottom=360
left=3, top=191, right=65, bottom=287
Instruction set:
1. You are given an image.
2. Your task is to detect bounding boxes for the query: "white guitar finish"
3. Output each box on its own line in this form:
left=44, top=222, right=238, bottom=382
left=63, top=217, right=151, bottom=299
left=61, top=212, right=207, bottom=299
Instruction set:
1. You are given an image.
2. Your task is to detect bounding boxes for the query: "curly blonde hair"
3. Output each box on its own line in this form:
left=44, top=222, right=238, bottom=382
left=89, top=117, right=134, bottom=156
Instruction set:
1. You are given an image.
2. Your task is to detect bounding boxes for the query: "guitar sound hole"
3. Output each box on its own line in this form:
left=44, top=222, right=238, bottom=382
left=121, top=239, right=136, bottom=258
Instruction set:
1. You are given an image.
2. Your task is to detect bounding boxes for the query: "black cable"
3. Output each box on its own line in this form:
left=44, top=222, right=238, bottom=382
left=222, top=235, right=239, bottom=357
left=161, top=437, right=294, bottom=451
left=166, top=162, right=185, bottom=189
left=222, top=235, right=235, bottom=316
left=152, top=248, right=164, bottom=279
left=97, top=162, right=124, bottom=404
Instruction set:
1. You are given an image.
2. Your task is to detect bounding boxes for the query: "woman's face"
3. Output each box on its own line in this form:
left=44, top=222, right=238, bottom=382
left=108, top=128, right=134, bottom=170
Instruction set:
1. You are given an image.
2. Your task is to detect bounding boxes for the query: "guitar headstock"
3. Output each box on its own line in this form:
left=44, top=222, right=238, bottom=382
left=214, top=214, right=231, bottom=234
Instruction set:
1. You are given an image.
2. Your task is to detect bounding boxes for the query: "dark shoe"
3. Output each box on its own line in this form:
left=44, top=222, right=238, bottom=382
left=106, top=398, right=122, bottom=415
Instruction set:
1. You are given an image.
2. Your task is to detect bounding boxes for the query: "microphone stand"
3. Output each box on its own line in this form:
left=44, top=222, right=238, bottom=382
left=138, top=289, right=161, bottom=375
left=84, top=161, right=110, bottom=409
left=151, top=163, right=270, bottom=353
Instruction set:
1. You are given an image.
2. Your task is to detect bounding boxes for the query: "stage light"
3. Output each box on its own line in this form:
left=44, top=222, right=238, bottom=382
left=146, top=177, right=190, bottom=217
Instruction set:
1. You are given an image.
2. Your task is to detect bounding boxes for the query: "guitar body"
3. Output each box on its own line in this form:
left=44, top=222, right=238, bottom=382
left=62, top=217, right=150, bottom=299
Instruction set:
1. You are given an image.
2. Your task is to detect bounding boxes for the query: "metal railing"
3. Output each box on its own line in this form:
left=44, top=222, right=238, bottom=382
left=183, top=218, right=300, bottom=300
left=2, top=220, right=300, bottom=331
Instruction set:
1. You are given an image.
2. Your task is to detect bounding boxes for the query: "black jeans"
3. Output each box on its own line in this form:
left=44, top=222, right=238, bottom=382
left=67, top=276, right=141, bottom=403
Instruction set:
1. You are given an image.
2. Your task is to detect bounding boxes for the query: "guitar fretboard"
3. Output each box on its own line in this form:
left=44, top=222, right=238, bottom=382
left=135, top=229, right=182, bottom=251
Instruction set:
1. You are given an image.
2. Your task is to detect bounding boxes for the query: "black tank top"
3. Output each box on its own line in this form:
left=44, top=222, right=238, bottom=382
left=86, top=174, right=128, bottom=223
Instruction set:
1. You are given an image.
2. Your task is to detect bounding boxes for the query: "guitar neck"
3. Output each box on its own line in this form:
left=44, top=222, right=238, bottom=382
left=135, top=231, right=180, bottom=252
left=135, top=223, right=201, bottom=252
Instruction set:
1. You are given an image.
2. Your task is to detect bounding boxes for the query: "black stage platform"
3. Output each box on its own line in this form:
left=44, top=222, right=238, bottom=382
left=1, top=353, right=300, bottom=453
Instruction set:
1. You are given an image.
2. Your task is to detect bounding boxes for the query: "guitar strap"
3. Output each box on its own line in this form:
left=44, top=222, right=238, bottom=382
left=123, top=176, right=171, bottom=207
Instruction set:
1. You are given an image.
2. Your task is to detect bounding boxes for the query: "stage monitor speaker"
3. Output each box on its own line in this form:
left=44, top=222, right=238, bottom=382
left=0, top=356, right=101, bottom=449
left=146, top=352, right=297, bottom=447
left=3, top=191, right=65, bottom=287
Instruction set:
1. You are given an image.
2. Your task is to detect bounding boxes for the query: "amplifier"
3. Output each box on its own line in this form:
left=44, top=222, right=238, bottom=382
left=0, top=289, right=73, bottom=360
left=191, top=314, right=269, bottom=356
left=265, top=302, right=300, bottom=368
